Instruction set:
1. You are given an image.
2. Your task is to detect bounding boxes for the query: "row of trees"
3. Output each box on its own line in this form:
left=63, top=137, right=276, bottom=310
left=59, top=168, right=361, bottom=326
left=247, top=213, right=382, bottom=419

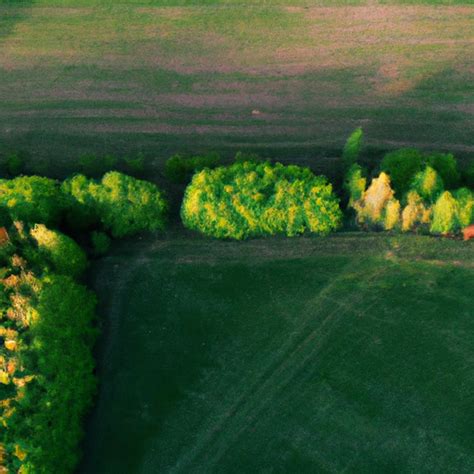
left=343, top=131, right=474, bottom=235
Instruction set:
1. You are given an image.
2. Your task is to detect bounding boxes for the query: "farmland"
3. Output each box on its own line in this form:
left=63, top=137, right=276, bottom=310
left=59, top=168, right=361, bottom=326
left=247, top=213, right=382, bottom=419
left=0, top=1, right=473, bottom=177
left=80, top=233, right=474, bottom=473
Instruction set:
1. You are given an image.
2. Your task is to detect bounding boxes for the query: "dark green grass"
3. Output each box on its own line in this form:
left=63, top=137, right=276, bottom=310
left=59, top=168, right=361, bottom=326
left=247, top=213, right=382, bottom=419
left=81, top=233, right=474, bottom=473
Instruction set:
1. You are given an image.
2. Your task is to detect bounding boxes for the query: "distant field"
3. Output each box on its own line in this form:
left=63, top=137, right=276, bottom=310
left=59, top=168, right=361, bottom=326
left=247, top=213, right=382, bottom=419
left=0, top=1, right=473, bottom=176
left=81, top=233, right=474, bottom=473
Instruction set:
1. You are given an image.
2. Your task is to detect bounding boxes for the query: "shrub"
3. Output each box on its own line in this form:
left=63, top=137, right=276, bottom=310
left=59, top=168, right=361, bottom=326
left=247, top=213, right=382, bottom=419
left=4, top=152, right=25, bottom=177
left=463, top=162, right=474, bottom=189
left=409, top=166, right=444, bottom=204
left=425, top=152, right=460, bottom=189
left=165, top=152, right=221, bottom=183
left=380, top=148, right=423, bottom=197
left=352, top=172, right=400, bottom=230
left=181, top=161, right=342, bottom=239
left=342, top=127, right=363, bottom=170
left=63, top=172, right=168, bottom=238
left=401, top=191, right=431, bottom=232
left=123, top=153, right=145, bottom=176
left=454, top=188, right=474, bottom=228
left=30, top=224, right=88, bottom=277
left=0, top=176, right=65, bottom=226
left=344, top=163, right=367, bottom=206
left=430, top=191, right=460, bottom=235
left=4, top=274, right=97, bottom=474
left=91, top=231, right=111, bottom=256
left=234, top=151, right=263, bottom=163
left=78, top=153, right=118, bottom=178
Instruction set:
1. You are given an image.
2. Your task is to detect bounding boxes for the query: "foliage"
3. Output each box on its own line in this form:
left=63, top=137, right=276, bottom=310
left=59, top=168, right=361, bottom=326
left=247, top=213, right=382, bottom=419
left=122, top=153, right=145, bottom=176
left=181, top=161, right=342, bottom=239
left=63, top=172, right=168, bottom=238
left=342, top=127, right=363, bottom=170
left=409, top=165, right=444, bottom=204
left=425, top=152, right=460, bottom=189
left=380, top=148, right=424, bottom=198
left=344, top=163, right=367, bottom=206
left=234, top=151, right=263, bottom=163
left=351, top=172, right=400, bottom=231
left=3, top=152, right=25, bottom=177
left=401, top=191, right=431, bottom=232
left=454, top=187, right=474, bottom=228
left=91, top=231, right=111, bottom=256
left=165, top=152, right=221, bottom=183
left=78, top=153, right=118, bottom=178
left=464, top=162, right=474, bottom=189
left=30, top=224, right=88, bottom=278
left=0, top=176, right=65, bottom=226
left=0, top=230, right=96, bottom=474
left=430, top=191, right=460, bottom=235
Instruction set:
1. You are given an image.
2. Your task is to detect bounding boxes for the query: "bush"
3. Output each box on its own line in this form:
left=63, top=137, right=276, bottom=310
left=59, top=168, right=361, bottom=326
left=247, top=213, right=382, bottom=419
left=425, top=152, right=460, bottom=189
left=181, top=161, right=342, bottom=239
left=380, top=148, right=424, bottom=198
left=91, top=231, right=111, bottom=256
left=342, top=127, right=363, bottom=170
left=63, top=172, right=168, bottom=238
left=344, top=163, right=367, bottom=206
left=401, top=191, right=431, bottom=232
left=30, top=224, right=88, bottom=277
left=123, top=153, right=145, bottom=176
left=3, top=152, right=25, bottom=177
left=430, top=191, right=460, bottom=235
left=165, top=152, right=221, bottom=183
left=454, top=188, right=474, bottom=228
left=0, top=176, right=65, bottom=226
left=78, top=153, right=118, bottom=178
left=4, top=274, right=97, bottom=474
left=409, top=166, right=444, bottom=204
left=351, top=172, right=400, bottom=231
left=463, top=162, right=474, bottom=189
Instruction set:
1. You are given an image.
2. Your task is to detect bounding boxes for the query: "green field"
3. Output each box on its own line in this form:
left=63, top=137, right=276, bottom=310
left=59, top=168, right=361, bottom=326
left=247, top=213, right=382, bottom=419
left=80, top=233, right=474, bottom=473
left=1, top=1, right=473, bottom=177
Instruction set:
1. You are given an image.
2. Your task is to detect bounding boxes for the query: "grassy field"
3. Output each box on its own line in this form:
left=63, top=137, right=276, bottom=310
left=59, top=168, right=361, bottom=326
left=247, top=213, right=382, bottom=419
left=80, top=232, right=474, bottom=473
left=0, top=1, right=473, bottom=177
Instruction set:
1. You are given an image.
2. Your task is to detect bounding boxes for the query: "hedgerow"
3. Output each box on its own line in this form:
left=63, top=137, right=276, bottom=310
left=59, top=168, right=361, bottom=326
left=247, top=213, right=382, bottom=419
left=181, top=161, right=342, bottom=239
left=0, top=228, right=96, bottom=474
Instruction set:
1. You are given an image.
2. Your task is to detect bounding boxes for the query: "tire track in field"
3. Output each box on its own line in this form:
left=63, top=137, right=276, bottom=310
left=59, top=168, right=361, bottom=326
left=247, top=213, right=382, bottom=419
left=168, top=260, right=387, bottom=473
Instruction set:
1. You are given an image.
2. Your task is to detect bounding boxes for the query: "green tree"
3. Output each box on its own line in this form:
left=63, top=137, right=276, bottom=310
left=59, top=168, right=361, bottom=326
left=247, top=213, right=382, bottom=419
left=342, top=127, right=363, bottom=170
left=430, top=191, right=459, bottom=235
left=0, top=176, right=65, bottom=226
left=380, top=148, right=423, bottom=197
left=454, top=188, right=474, bottom=228
left=409, top=165, right=444, bottom=204
left=165, top=153, right=221, bottom=183
left=425, top=152, right=460, bottom=189
left=344, top=163, right=367, bottom=206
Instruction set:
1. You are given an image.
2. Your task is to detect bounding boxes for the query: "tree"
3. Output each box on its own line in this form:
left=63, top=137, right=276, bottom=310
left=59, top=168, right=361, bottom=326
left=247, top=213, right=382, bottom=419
left=344, top=163, right=367, bottom=207
left=430, top=191, right=459, bottom=235
left=0, top=176, right=65, bottom=226
left=353, top=172, right=400, bottom=230
left=342, top=127, right=363, bottom=170
left=426, top=152, right=460, bottom=189
left=401, top=191, right=431, bottom=232
left=380, top=148, right=423, bottom=197
left=454, top=188, right=474, bottom=228
left=164, top=152, right=221, bottom=183
left=409, top=165, right=444, bottom=204
left=30, top=224, right=88, bottom=278
left=181, top=161, right=342, bottom=239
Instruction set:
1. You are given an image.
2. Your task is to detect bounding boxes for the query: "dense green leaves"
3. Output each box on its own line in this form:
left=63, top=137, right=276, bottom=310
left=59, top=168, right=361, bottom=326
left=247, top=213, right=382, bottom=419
left=63, top=172, right=168, bottom=238
left=342, top=127, right=363, bottom=171
left=380, top=148, right=424, bottom=198
left=181, top=161, right=342, bottom=239
left=165, top=152, right=221, bottom=183
left=30, top=224, right=88, bottom=278
left=0, top=176, right=65, bottom=226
